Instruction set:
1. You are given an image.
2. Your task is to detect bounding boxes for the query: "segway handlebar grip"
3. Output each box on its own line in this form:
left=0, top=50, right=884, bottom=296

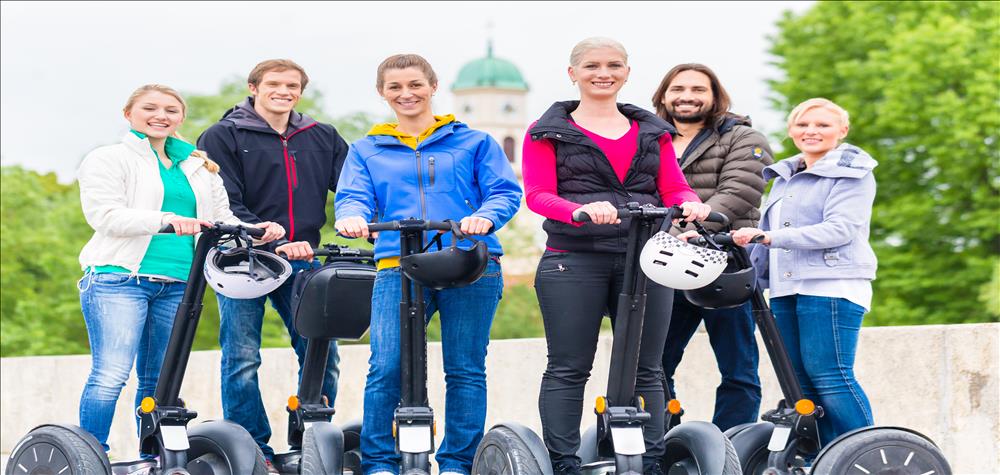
left=157, top=223, right=266, bottom=237
left=366, top=220, right=454, bottom=232
left=705, top=211, right=730, bottom=226
left=571, top=208, right=632, bottom=223
left=312, top=246, right=375, bottom=258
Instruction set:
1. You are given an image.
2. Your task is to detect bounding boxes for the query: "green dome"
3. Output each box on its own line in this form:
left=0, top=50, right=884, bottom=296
left=452, top=42, right=528, bottom=91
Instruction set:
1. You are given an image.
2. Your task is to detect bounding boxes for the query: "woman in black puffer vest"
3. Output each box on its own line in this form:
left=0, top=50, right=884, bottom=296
left=522, top=37, right=711, bottom=475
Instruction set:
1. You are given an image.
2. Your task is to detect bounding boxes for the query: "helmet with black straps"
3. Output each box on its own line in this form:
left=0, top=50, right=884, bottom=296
left=204, top=244, right=292, bottom=299
left=399, top=221, right=489, bottom=290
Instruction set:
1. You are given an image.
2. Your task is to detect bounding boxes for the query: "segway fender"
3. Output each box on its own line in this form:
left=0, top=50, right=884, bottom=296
left=811, top=425, right=946, bottom=469
left=487, top=422, right=553, bottom=475
left=577, top=424, right=599, bottom=464
left=188, top=419, right=264, bottom=474
left=662, top=421, right=737, bottom=475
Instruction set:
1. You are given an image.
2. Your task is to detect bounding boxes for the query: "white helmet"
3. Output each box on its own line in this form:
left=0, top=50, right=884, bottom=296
left=639, top=231, right=728, bottom=290
left=204, top=247, right=292, bottom=299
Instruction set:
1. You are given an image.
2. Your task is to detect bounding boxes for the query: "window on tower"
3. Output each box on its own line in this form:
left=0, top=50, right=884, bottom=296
left=503, top=136, right=516, bottom=163
left=503, top=102, right=515, bottom=114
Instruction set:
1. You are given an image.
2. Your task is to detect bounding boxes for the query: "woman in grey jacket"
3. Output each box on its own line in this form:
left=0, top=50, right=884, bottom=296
left=731, top=98, right=876, bottom=446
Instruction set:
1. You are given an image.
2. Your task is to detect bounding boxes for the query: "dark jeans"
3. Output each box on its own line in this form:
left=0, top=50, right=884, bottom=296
left=661, top=293, right=761, bottom=431
left=217, top=259, right=340, bottom=459
left=535, top=251, right=672, bottom=473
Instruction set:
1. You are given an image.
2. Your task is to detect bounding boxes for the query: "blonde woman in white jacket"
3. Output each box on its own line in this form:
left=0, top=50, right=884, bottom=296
left=76, top=84, right=284, bottom=455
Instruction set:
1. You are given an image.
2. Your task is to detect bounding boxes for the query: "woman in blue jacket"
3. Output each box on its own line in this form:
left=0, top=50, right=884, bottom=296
left=731, top=98, right=876, bottom=445
left=335, top=53, right=522, bottom=475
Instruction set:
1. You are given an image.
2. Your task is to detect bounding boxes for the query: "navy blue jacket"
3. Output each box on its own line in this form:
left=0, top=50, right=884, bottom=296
left=197, top=97, right=348, bottom=246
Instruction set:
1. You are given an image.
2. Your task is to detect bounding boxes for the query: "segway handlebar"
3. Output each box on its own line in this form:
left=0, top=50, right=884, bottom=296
left=158, top=222, right=267, bottom=237
left=366, top=219, right=455, bottom=233
left=690, top=233, right=766, bottom=247
left=573, top=205, right=729, bottom=225
left=312, top=245, right=375, bottom=258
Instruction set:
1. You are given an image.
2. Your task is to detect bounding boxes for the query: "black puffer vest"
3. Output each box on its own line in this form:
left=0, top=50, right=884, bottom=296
left=528, top=101, right=674, bottom=253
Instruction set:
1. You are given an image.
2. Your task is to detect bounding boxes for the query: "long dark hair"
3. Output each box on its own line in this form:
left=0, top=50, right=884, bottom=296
left=651, top=63, right=732, bottom=126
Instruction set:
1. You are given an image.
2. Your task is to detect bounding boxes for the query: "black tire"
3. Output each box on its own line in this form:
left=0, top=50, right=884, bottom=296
left=662, top=421, right=742, bottom=475
left=4, top=424, right=110, bottom=475
left=187, top=420, right=268, bottom=475
left=726, top=423, right=773, bottom=475
left=810, top=427, right=951, bottom=475
left=300, top=423, right=344, bottom=475
left=473, top=426, right=547, bottom=475
left=341, top=419, right=362, bottom=475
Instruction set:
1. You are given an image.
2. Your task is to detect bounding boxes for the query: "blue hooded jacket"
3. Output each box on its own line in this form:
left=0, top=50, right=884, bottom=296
left=335, top=121, right=522, bottom=260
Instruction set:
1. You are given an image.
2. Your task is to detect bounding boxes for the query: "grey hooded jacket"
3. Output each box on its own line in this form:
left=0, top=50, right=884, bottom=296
left=750, top=143, right=878, bottom=289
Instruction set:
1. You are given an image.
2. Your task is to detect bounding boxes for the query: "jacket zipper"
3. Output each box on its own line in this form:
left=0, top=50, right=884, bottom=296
left=279, top=123, right=318, bottom=241
left=428, top=156, right=435, bottom=187
left=415, top=150, right=427, bottom=219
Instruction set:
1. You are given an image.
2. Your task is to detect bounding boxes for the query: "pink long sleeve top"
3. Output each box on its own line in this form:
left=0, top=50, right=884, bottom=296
left=522, top=119, right=700, bottom=226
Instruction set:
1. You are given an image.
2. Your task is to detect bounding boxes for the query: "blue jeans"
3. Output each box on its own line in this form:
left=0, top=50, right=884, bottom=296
left=78, top=271, right=186, bottom=452
left=217, top=259, right=340, bottom=459
left=662, top=293, right=761, bottom=431
left=361, top=260, right=503, bottom=475
left=770, top=295, right=873, bottom=445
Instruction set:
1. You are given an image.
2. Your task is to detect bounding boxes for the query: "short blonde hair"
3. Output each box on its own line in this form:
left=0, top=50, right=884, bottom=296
left=569, top=37, right=628, bottom=66
left=786, top=98, right=850, bottom=131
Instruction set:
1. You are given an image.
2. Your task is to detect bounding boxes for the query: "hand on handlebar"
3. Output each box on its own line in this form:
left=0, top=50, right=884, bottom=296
left=251, top=221, right=284, bottom=243
left=460, top=216, right=494, bottom=235
left=573, top=201, right=621, bottom=225
left=167, top=216, right=214, bottom=236
left=275, top=241, right=315, bottom=260
left=731, top=227, right=770, bottom=246
left=676, top=201, right=712, bottom=224
left=335, top=216, right=370, bottom=239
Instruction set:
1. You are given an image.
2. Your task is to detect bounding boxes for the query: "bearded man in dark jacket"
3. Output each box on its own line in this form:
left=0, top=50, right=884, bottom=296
left=651, top=63, right=773, bottom=431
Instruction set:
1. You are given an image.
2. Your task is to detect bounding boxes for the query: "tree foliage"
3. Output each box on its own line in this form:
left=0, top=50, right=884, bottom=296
left=768, top=1, right=1000, bottom=325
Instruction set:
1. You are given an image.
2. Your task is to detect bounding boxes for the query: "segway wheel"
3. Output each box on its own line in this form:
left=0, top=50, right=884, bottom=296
left=300, top=422, right=344, bottom=475
left=4, top=424, right=110, bottom=475
left=187, top=420, right=268, bottom=475
left=472, top=426, right=547, bottom=475
left=341, top=419, right=363, bottom=475
left=810, top=427, right=951, bottom=475
left=662, top=421, right=741, bottom=475
left=725, top=422, right=773, bottom=475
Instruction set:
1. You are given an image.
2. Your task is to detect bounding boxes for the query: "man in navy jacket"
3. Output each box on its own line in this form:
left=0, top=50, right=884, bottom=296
left=197, top=58, right=348, bottom=469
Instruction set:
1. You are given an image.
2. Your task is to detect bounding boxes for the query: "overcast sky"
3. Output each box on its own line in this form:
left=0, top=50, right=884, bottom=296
left=1, top=1, right=812, bottom=181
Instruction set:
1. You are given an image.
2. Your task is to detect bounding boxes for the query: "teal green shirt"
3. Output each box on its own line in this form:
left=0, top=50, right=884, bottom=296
left=94, top=131, right=198, bottom=281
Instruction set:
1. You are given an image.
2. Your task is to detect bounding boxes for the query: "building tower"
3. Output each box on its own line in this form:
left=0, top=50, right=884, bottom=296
left=451, top=40, right=529, bottom=174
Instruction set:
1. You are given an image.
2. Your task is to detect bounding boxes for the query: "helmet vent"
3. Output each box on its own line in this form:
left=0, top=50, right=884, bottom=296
left=684, top=270, right=699, bottom=277
left=691, top=260, right=705, bottom=268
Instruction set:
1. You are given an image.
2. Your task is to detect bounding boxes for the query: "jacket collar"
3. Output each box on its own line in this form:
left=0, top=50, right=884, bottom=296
left=528, top=100, right=674, bottom=140
left=121, top=132, right=205, bottom=174
left=369, top=120, right=466, bottom=149
left=765, top=143, right=877, bottom=180
left=220, top=97, right=317, bottom=135
left=676, top=114, right=751, bottom=169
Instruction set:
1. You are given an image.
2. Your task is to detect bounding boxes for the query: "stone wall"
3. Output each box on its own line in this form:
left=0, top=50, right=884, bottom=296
left=2, top=323, right=997, bottom=473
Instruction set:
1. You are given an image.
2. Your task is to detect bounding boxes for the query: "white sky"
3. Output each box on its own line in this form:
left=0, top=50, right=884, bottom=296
left=1, top=1, right=812, bottom=182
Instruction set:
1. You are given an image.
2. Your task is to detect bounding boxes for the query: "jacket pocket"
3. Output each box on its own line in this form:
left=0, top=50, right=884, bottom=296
left=808, top=244, right=854, bottom=267
left=424, top=151, right=456, bottom=192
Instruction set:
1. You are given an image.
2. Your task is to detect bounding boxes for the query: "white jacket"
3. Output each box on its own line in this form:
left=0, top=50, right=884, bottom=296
left=78, top=132, right=243, bottom=273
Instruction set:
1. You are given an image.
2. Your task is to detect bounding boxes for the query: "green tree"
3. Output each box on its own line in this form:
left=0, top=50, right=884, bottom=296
left=768, top=1, right=1000, bottom=325
left=0, top=167, right=92, bottom=356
